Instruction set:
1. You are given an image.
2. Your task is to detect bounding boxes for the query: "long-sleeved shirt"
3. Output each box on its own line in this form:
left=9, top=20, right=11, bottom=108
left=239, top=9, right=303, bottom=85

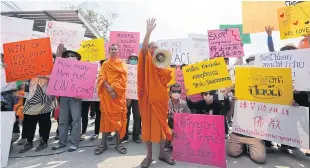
left=186, top=97, right=230, bottom=115
left=267, top=35, right=275, bottom=52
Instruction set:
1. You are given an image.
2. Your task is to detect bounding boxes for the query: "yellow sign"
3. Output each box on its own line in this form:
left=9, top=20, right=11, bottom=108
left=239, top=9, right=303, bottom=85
left=182, top=57, right=232, bottom=95
left=242, top=1, right=285, bottom=34
left=278, top=2, right=310, bottom=39
left=235, top=67, right=293, bottom=105
left=167, top=67, right=176, bottom=91
left=77, top=38, right=105, bottom=62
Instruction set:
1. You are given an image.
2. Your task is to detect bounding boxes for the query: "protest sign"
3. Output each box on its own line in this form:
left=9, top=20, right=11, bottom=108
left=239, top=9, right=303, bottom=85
left=173, top=113, right=226, bottom=168
left=188, top=34, right=210, bottom=63
left=47, top=58, right=97, bottom=99
left=1, top=16, right=33, bottom=53
left=228, top=65, right=235, bottom=83
left=0, top=111, right=15, bottom=168
left=233, top=100, right=309, bottom=149
left=3, top=38, right=53, bottom=82
left=175, top=67, right=186, bottom=99
left=104, top=42, right=110, bottom=59
left=278, top=2, right=310, bottom=39
left=45, top=21, right=86, bottom=52
left=77, top=38, right=106, bottom=62
left=157, top=39, right=191, bottom=65
left=219, top=24, right=251, bottom=44
left=31, top=31, right=45, bottom=39
left=208, top=28, right=244, bottom=58
left=109, top=31, right=140, bottom=60
left=182, top=57, right=232, bottom=95
left=126, top=64, right=138, bottom=100
left=189, top=94, right=203, bottom=102
left=254, top=48, right=310, bottom=91
left=285, top=1, right=305, bottom=6
left=82, top=62, right=100, bottom=101
left=242, top=1, right=285, bottom=33
left=235, top=67, right=293, bottom=105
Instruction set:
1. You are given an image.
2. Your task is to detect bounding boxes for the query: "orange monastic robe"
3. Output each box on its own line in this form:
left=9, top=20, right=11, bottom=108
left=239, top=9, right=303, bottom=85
left=13, top=90, right=24, bottom=120
left=137, top=51, right=172, bottom=143
left=97, top=58, right=128, bottom=139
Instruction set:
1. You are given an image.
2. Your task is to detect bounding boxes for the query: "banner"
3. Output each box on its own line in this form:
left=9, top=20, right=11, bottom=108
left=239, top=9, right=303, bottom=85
left=173, top=113, right=226, bottom=168
left=47, top=58, right=97, bottom=99
left=188, top=34, right=210, bottom=63
left=278, top=2, right=310, bottom=39
left=235, top=67, right=293, bottom=105
left=242, top=1, right=285, bottom=33
left=208, top=28, right=244, bottom=58
left=233, top=100, right=309, bottom=149
left=31, top=31, right=45, bottom=39
left=1, top=111, right=15, bottom=168
left=45, top=21, right=86, bottom=52
left=157, top=39, right=191, bottom=65
left=3, top=37, right=53, bottom=82
left=126, top=64, right=138, bottom=100
left=77, top=38, right=106, bottom=62
left=82, top=62, right=100, bottom=101
left=182, top=57, right=232, bottom=95
left=109, top=31, right=140, bottom=60
left=1, top=16, right=33, bottom=52
left=254, top=48, right=310, bottom=91
left=219, top=24, right=251, bottom=44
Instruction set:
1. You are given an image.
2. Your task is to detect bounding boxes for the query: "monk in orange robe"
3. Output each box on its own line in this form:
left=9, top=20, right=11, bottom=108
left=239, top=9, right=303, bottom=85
left=13, top=84, right=25, bottom=120
left=94, top=44, right=128, bottom=155
left=138, top=18, right=175, bottom=168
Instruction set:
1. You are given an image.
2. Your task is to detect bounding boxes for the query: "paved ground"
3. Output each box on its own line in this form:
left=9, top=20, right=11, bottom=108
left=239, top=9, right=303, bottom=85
left=7, top=119, right=310, bottom=168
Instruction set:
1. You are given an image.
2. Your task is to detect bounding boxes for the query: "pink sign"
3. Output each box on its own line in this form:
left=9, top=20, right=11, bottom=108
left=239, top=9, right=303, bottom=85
left=173, top=113, right=226, bottom=168
left=189, top=94, right=203, bottom=102
left=208, top=28, right=244, bottom=58
left=47, top=57, right=97, bottom=98
left=104, top=42, right=110, bottom=59
left=175, top=66, right=186, bottom=100
left=109, top=31, right=140, bottom=60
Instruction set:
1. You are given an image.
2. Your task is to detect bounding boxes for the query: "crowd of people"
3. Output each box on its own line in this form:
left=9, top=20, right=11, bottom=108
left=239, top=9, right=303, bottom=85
left=1, top=18, right=310, bottom=168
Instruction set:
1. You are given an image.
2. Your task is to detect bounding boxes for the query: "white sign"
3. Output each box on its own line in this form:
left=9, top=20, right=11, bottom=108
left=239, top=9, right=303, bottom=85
left=83, top=62, right=100, bottom=101
left=1, top=16, right=34, bottom=52
left=1, top=111, right=15, bottom=168
left=126, top=64, right=138, bottom=100
left=233, top=100, right=309, bottom=149
left=157, top=39, right=191, bottom=65
left=45, top=21, right=86, bottom=52
left=31, top=31, right=45, bottom=39
left=254, top=48, right=310, bottom=91
left=188, top=33, right=210, bottom=63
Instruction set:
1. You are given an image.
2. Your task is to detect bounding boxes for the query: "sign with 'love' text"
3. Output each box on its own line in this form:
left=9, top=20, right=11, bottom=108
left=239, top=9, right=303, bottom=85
left=173, top=113, right=226, bottom=168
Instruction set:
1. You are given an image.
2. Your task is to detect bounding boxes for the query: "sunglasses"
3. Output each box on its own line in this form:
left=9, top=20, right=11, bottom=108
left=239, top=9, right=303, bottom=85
left=171, top=90, right=181, bottom=94
left=130, top=58, right=137, bottom=61
left=203, top=92, right=213, bottom=96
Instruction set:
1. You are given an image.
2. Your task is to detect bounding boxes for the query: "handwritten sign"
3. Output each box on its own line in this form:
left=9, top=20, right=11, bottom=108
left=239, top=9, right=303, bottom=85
left=219, top=24, right=251, bottom=44
left=242, top=1, right=285, bottom=33
left=3, top=38, right=53, bottom=82
left=31, top=31, right=45, bottom=39
left=182, top=57, right=232, bottom=95
left=233, top=100, right=309, bottom=149
left=45, top=21, right=86, bottom=52
left=1, top=112, right=15, bottom=167
left=109, top=31, right=140, bottom=60
left=104, top=42, right=110, bottom=59
left=82, top=62, right=100, bottom=101
left=254, top=48, right=310, bottom=91
left=157, top=39, right=191, bottom=65
left=189, top=94, right=203, bottom=102
left=278, top=2, right=310, bottom=39
left=126, top=64, right=138, bottom=100
left=173, top=113, right=226, bottom=168
left=208, top=29, right=244, bottom=58
left=1, top=16, right=33, bottom=53
left=235, top=67, right=293, bottom=105
left=175, top=67, right=186, bottom=99
left=188, top=34, right=210, bottom=63
left=77, top=38, right=106, bottom=62
left=47, top=58, right=97, bottom=98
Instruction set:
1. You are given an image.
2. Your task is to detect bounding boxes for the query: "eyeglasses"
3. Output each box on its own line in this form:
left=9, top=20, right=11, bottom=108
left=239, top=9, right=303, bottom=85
left=203, top=92, right=213, bottom=96
left=171, top=90, right=181, bottom=94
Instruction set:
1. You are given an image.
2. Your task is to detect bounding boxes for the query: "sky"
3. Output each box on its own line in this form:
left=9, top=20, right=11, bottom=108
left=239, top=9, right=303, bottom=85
left=0, top=0, right=304, bottom=61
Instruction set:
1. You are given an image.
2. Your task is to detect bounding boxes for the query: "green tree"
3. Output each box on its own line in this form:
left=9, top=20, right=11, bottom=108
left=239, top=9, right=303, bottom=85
left=62, top=1, right=118, bottom=42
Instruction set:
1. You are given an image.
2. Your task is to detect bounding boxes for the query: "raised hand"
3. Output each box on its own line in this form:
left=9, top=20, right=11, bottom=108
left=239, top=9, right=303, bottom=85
left=265, top=25, right=274, bottom=36
left=146, top=18, right=156, bottom=32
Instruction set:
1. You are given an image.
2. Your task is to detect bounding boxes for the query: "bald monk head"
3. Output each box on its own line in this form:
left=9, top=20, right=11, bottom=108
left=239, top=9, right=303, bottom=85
left=109, top=44, right=119, bottom=58
left=148, top=41, right=158, bottom=56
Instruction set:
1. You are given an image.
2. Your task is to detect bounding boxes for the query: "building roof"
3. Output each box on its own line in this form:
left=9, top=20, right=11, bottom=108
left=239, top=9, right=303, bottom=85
left=1, top=10, right=101, bottom=38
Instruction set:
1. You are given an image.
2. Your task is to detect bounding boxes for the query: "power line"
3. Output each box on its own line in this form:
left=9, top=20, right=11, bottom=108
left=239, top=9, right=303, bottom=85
left=9, top=1, right=22, bottom=11
left=1, top=1, right=17, bottom=11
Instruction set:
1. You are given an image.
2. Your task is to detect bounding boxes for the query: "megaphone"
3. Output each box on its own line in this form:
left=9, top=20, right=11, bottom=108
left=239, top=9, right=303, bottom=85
left=152, top=49, right=172, bottom=68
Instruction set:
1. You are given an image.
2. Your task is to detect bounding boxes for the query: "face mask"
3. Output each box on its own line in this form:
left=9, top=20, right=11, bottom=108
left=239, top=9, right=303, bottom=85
left=248, top=61, right=254, bottom=65
left=203, top=95, right=213, bottom=101
left=171, top=93, right=181, bottom=100
left=129, top=59, right=137, bottom=65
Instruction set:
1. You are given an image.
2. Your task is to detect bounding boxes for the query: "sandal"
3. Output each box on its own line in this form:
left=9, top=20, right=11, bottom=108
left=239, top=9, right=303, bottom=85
left=94, top=145, right=108, bottom=155
left=159, top=155, right=175, bottom=165
left=115, top=144, right=127, bottom=154
left=140, top=157, right=153, bottom=168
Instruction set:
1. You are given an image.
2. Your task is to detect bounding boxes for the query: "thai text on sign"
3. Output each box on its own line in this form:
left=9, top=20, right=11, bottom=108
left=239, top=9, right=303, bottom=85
left=182, top=57, right=232, bottom=95
left=78, top=38, right=106, bottom=62
left=208, top=28, right=244, bottom=58
left=235, top=67, right=293, bottom=105
left=157, top=39, right=191, bottom=65
left=47, top=58, right=97, bottom=99
left=126, top=64, right=138, bottom=100
left=173, top=113, right=226, bottom=168
left=188, top=34, right=210, bottom=63
left=3, top=37, right=53, bottom=82
left=233, top=100, right=309, bottom=149
left=278, top=2, right=310, bottom=39
left=219, top=24, right=251, bottom=44
left=254, top=48, right=310, bottom=91
left=109, top=31, right=140, bottom=60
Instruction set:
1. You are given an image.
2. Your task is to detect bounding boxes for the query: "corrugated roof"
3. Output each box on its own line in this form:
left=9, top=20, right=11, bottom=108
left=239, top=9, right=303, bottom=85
left=1, top=10, right=101, bottom=38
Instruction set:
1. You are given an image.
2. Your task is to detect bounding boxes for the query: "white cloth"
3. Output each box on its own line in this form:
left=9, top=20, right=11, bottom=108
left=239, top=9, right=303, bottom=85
left=1, top=67, right=16, bottom=92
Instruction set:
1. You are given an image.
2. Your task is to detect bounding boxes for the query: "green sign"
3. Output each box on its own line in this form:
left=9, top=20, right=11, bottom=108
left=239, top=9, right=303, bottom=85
left=219, top=24, right=251, bottom=44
